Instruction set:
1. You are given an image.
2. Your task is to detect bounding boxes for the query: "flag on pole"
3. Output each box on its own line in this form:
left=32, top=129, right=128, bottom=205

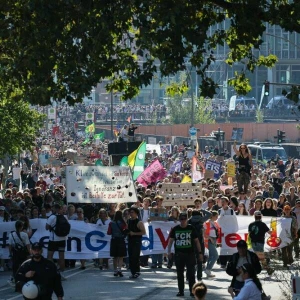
left=113, top=129, right=119, bottom=137
left=191, top=156, right=205, bottom=183
left=136, top=159, right=167, bottom=186
left=94, top=132, right=105, bottom=140
left=195, top=139, right=199, bottom=156
left=85, top=123, right=95, bottom=133
left=82, top=138, right=90, bottom=145
left=127, top=116, right=131, bottom=123
left=181, top=175, right=192, bottom=183
left=128, top=142, right=146, bottom=180
left=168, top=159, right=183, bottom=175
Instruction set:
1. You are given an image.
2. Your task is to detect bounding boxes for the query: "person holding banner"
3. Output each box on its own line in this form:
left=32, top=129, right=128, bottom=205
left=203, top=211, right=220, bottom=278
left=107, top=211, right=127, bottom=277
left=167, top=212, right=203, bottom=297
left=127, top=207, right=146, bottom=279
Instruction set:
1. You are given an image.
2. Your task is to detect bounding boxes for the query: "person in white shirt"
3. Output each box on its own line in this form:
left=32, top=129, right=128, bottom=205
left=139, top=197, right=151, bottom=267
left=228, top=263, right=263, bottom=300
left=46, top=204, right=68, bottom=280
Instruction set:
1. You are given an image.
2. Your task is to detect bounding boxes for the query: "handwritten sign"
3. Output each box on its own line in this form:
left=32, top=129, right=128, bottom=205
left=159, top=183, right=202, bottom=206
left=66, top=166, right=137, bottom=203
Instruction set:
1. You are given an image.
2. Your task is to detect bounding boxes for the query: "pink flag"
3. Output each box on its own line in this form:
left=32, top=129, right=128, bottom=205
left=127, top=116, right=131, bottom=123
left=136, top=160, right=167, bottom=186
left=191, top=156, right=205, bottom=183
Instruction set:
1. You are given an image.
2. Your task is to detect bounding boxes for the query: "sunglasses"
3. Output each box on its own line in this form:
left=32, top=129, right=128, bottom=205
left=179, top=217, right=187, bottom=221
left=240, top=147, right=246, bottom=149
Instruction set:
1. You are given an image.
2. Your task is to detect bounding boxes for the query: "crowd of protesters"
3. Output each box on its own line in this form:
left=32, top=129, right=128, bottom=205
left=1, top=117, right=300, bottom=299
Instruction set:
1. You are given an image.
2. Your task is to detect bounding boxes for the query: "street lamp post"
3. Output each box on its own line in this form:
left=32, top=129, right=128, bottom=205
left=110, top=90, right=113, bottom=140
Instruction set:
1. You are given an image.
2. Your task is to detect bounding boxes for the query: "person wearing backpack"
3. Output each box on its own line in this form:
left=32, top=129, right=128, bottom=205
left=8, top=220, right=31, bottom=286
left=188, top=208, right=212, bottom=280
left=46, top=203, right=70, bottom=281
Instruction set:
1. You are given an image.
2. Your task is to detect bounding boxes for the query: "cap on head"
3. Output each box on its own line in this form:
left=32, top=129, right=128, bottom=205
left=237, top=240, right=247, bottom=248
left=254, top=210, right=262, bottom=217
left=31, top=242, right=43, bottom=250
left=179, top=212, right=188, bottom=220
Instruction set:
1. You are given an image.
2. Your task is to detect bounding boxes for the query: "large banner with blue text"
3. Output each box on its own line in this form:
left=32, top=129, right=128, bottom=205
left=0, top=217, right=291, bottom=259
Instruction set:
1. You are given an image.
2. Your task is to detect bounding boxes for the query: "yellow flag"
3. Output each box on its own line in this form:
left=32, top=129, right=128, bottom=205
left=181, top=175, right=192, bottom=183
left=128, top=148, right=138, bottom=168
left=128, top=142, right=146, bottom=168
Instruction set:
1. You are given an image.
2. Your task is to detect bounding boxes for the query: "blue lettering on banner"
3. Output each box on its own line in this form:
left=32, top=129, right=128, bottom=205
left=85, top=231, right=107, bottom=251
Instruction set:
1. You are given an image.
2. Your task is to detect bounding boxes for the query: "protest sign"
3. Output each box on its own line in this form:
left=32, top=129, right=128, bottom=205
left=146, top=143, right=161, bottom=155
left=66, top=166, right=137, bottom=203
left=227, top=161, right=236, bottom=177
left=159, top=183, right=202, bottom=206
left=160, top=144, right=172, bottom=155
left=205, top=159, right=222, bottom=179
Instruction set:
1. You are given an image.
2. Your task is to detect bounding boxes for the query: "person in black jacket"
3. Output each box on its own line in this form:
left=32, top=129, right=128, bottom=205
left=226, top=240, right=261, bottom=296
left=15, top=242, right=64, bottom=300
left=188, top=208, right=212, bottom=280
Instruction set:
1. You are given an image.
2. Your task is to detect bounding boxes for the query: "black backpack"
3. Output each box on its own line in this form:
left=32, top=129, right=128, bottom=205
left=52, top=215, right=71, bottom=237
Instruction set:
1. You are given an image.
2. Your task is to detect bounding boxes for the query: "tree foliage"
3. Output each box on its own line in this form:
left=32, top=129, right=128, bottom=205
left=165, top=72, right=215, bottom=124
left=0, top=0, right=300, bottom=105
left=0, top=93, right=44, bottom=156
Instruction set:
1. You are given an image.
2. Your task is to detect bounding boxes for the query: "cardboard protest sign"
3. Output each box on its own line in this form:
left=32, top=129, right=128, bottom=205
left=66, top=166, right=137, bottom=203
left=159, top=183, right=202, bottom=206
left=227, top=162, right=236, bottom=178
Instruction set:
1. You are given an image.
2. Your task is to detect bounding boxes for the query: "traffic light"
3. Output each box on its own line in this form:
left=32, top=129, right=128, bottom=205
left=278, top=130, right=286, bottom=143
left=213, top=130, right=225, bottom=141
left=264, top=81, right=270, bottom=96
left=275, top=129, right=286, bottom=143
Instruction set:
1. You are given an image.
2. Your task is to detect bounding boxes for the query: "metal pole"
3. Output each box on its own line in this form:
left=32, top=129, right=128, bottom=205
left=191, top=89, right=194, bottom=128
left=218, top=127, right=221, bottom=152
left=110, top=90, right=113, bottom=140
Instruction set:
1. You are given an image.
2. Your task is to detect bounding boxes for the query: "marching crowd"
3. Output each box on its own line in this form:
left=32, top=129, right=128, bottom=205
left=1, top=124, right=300, bottom=299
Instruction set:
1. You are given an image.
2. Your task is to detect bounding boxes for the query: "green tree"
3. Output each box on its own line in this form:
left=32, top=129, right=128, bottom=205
left=0, top=94, right=44, bottom=156
left=165, top=72, right=215, bottom=124
left=196, top=97, right=215, bottom=124
left=0, top=1, right=299, bottom=104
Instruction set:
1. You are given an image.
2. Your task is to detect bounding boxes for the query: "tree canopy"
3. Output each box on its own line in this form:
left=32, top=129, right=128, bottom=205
left=1, top=0, right=300, bottom=105
left=0, top=93, right=44, bottom=156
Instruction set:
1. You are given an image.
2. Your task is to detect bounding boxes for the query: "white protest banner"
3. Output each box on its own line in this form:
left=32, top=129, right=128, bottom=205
left=48, top=108, right=56, bottom=120
left=66, top=166, right=137, bottom=203
left=146, top=143, right=161, bottom=155
left=0, top=217, right=291, bottom=259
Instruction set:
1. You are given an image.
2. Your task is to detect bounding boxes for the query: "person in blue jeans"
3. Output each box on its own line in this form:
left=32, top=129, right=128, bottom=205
left=203, top=211, right=220, bottom=277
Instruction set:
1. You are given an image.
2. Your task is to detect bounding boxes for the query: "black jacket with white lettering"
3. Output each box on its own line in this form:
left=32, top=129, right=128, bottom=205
left=15, top=256, right=64, bottom=299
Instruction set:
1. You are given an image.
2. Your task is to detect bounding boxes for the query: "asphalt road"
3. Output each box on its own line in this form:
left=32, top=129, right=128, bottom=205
left=0, top=259, right=287, bottom=300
